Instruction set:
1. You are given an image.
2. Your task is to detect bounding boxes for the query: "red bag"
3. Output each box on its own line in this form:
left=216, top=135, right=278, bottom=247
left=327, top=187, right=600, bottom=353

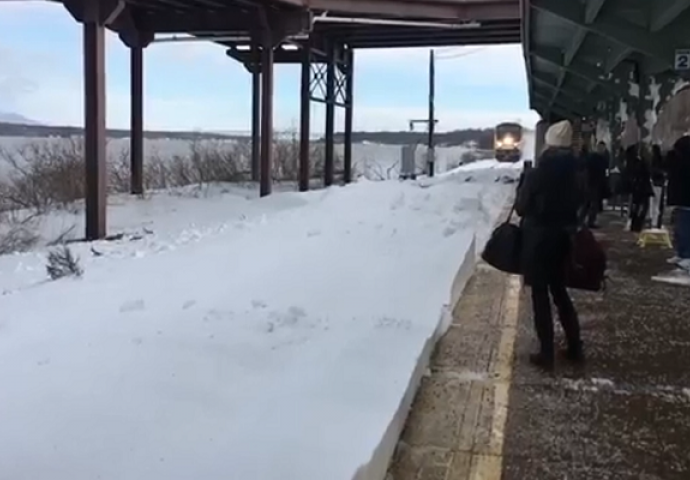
left=565, top=228, right=607, bottom=291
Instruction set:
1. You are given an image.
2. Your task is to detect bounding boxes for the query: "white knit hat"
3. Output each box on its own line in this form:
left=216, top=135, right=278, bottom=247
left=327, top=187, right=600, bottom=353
left=544, top=120, right=573, bottom=147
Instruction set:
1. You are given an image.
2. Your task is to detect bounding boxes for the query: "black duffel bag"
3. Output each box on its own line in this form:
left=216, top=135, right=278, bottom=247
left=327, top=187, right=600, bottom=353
left=481, top=207, right=522, bottom=274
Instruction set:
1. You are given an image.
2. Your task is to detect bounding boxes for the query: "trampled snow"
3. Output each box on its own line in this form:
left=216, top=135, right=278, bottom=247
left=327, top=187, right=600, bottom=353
left=0, top=162, right=518, bottom=479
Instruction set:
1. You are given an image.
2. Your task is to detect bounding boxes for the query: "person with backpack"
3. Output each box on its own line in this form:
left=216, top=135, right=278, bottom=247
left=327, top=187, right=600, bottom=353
left=515, top=120, right=584, bottom=369
left=666, top=136, right=690, bottom=272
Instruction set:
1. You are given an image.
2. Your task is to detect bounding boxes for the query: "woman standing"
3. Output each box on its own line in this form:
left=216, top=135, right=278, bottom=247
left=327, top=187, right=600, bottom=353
left=516, top=120, right=583, bottom=368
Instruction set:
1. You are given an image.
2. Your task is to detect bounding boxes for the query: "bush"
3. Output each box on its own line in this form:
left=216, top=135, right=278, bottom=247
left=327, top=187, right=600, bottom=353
left=0, top=138, right=85, bottom=212
left=46, top=245, right=83, bottom=280
left=0, top=211, right=40, bottom=255
left=0, top=133, right=344, bottom=255
left=0, top=133, right=341, bottom=213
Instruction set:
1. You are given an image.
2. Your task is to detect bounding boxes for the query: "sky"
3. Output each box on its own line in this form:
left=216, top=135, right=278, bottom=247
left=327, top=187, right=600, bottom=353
left=0, top=0, right=539, bottom=132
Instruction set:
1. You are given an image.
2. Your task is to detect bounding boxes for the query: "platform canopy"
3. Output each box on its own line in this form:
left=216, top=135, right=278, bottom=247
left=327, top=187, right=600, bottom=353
left=522, top=0, right=690, bottom=121
left=58, top=0, right=521, bottom=53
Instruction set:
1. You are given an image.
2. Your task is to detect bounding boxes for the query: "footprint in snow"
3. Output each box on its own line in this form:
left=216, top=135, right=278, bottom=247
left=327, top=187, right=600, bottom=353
left=120, top=299, right=145, bottom=313
left=443, top=226, right=457, bottom=237
left=182, top=300, right=196, bottom=310
left=252, top=299, right=267, bottom=309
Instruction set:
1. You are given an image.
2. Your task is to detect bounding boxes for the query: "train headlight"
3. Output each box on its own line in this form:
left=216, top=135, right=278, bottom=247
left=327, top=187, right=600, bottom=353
left=503, top=135, right=514, bottom=145
left=496, top=141, right=503, bottom=147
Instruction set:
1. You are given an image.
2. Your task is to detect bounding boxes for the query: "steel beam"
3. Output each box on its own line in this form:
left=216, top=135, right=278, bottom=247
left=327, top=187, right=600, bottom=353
left=532, top=73, right=596, bottom=102
left=533, top=88, right=590, bottom=116
left=259, top=29, right=274, bottom=197
left=130, top=45, right=144, bottom=195
left=134, top=9, right=312, bottom=35
left=299, top=39, right=311, bottom=192
left=83, top=20, right=107, bottom=240
left=531, top=0, right=690, bottom=69
left=324, top=39, right=336, bottom=187
left=532, top=98, right=575, bottom=120
left=343, top=47, right=354, bottom=184
left=650, top=0, right=690, bottom=32
left=531, top=47, right=620, bottom=92
left=251, top=43, right=261, bottom=183
left=349, top=34, right=520, bottom=48
left=300, top=0, right=519, bottom=21
left=548, top=0, right=607, bottom=114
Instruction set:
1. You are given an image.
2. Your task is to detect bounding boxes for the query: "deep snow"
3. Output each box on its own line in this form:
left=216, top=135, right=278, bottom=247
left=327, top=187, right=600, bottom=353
left=0, top=160, right=520, bottom=480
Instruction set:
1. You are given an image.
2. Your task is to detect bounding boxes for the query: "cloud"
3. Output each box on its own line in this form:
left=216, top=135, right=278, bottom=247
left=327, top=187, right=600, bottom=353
left=0, top=1, right=536, bottom=131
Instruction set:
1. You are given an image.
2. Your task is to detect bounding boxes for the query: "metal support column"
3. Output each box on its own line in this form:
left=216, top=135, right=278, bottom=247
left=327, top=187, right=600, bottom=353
left=427, top=49, right=435, bottom=177
left=324, top=40, right=336, bottom=187
left=130, top=46, right=144, bottom=195
left=251, top=43, right=261, bottom=183
left=299, top=40, right=311, bottom=192
left=83, top=20, right=107, bottom=240
left=259, top=30, right=274, bottom=197
left=343, top=47, right=354, bottom=184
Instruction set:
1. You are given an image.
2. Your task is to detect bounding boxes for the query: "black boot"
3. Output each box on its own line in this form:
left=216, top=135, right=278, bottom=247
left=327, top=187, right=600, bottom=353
left=529, top=352, right=555, bottom=370
left=561, top=342, right=585, bottom=364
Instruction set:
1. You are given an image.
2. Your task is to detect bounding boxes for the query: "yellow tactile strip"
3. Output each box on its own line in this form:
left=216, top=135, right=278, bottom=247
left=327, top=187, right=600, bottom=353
left=387, top=266, right=520, bottom=480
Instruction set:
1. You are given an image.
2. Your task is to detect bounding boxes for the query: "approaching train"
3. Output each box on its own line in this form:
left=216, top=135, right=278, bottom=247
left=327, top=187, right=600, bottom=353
left=493, top=122, right=523, bottom=162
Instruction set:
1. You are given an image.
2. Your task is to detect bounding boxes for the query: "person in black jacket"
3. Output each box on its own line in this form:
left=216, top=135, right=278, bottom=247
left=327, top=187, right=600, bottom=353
left=625, top=145, right=654, bottom=232
left=516, top=120, right=583, bottom=369
left=584, top=141, right=610, bottom=228
left=667, top=136, right=690, bottom=271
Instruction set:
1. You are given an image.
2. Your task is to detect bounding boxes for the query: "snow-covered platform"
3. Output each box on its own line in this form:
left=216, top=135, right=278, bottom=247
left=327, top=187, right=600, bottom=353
left=0, top=164, right=518, bottom=480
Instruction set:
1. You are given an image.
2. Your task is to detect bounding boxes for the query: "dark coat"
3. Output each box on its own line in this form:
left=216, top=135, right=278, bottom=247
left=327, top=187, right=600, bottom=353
left=516, top=147, right=581, bottom=285
left=586, top=152, right=609, bottom=198
left=622, top=148, right=653, bottom=202
left=650, top=146, right=666, bottom=187
left=667, top=137, right=690, bottom=208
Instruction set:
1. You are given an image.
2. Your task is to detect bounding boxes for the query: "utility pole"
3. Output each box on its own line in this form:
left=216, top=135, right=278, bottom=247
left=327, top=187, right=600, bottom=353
left=427, top=49, right=435, bottom=177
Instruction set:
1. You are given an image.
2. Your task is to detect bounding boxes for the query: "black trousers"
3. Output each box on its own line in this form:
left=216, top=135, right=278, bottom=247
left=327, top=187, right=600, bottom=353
left=531, top=280, right=581, bottom=356
left=585, top=189, right=601, bottom=227
left=529, top=232, right=581, bottom=357
left=629, top=198, right=649, bottom=232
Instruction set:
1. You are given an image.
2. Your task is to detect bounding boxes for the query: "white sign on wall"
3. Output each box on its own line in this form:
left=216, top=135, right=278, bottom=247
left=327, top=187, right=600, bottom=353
left=675, top=49, right=690, bottom=70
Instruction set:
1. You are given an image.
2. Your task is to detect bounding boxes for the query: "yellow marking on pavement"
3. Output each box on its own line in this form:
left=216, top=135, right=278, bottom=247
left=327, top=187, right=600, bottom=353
left=468, top=274, right=520, bottom=480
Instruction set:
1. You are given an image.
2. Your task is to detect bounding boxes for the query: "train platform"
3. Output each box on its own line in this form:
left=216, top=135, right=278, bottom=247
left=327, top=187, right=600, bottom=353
left=387, top=210, right=690, bottom=480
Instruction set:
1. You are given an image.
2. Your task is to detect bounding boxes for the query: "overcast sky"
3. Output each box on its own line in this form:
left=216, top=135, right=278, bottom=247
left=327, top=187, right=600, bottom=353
left=0, top=1, right=539, bottom=132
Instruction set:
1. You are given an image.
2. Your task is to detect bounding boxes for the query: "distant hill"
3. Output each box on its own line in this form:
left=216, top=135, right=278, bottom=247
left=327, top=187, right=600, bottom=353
left=0, top=122, right=239, bottom=141
left=331, top=129, right=496, bottom=149
left=0, top=111, right=42, bottom=126
left=0, top=121, right=521, bottom=148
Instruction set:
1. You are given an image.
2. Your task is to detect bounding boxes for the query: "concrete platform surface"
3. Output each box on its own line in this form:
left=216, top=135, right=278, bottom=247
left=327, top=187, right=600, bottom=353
left=502, top=212, right=690, bottom=479
left=388, top=211, right=690, bottom=480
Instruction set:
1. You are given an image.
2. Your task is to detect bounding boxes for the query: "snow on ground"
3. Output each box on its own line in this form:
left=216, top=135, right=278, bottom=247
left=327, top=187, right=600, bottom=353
left=0, top=162, right=519, bottom=480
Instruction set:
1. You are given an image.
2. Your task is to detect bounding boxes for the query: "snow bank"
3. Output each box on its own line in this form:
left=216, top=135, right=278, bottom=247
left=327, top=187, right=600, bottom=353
left=0, top=166, right=518, bottom=480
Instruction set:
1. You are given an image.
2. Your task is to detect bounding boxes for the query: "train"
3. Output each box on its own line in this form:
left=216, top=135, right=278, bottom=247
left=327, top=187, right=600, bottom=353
left=494, top=122, right=523, bottom=162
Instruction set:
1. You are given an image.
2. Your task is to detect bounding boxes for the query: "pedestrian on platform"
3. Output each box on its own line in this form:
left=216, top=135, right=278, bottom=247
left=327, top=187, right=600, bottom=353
left=625, top=145, right=653, bottom=232
left=649, top=144, right=667, bottom=229
left=515, top=120, right=583, bottom=369
left=666, top=136, right=690, bottom=272
left=584, top=141, right=610, bottom=228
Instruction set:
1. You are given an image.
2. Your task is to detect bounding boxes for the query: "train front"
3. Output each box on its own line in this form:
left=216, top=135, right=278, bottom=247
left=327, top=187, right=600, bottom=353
left=494, top=123, right=522, bottom=162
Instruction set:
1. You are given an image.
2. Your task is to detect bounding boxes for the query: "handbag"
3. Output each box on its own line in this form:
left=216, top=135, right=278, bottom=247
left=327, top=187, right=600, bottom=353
left=481, top=205, right=522, bottom=274
left=564, top=227, right=607, bottom=291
